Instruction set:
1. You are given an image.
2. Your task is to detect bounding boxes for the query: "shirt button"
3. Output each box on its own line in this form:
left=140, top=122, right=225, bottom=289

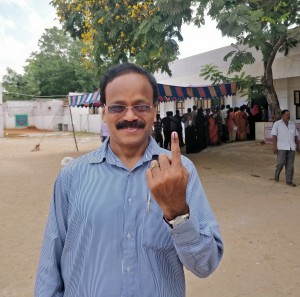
left=126, top=233, right=132, bottom=239
left=128, top=198, right=133, bottom=204
left=126, top=266, right=131, bottom=272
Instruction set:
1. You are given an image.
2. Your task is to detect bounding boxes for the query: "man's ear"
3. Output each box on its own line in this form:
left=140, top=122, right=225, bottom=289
left=152, top=104, right=158, bottom=121
left=102, top=106, right=107, bottom=123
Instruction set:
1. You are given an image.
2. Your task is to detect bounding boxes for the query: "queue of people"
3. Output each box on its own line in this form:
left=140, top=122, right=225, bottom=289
left=153, top=103, right=264, bottom=154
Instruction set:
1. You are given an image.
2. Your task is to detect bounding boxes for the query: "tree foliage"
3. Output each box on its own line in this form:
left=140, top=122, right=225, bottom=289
left=51, top=0, right=300, bottom=118
left=2, top=68, right=39, bottom=101
left=193, top=0, right=300, bottom=118
left=51, top=0, right=194, bottom=75
left=2, top=27, right=98, bottom=101
left=200, top=63, right=264, bottom=102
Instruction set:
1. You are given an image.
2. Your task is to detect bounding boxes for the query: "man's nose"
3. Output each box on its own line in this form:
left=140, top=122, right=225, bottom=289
left=123, top=107, right=138, bottom=120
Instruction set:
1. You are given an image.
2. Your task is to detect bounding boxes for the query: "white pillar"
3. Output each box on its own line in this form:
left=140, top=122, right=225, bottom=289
left=0, top=83, right=4, bottom=137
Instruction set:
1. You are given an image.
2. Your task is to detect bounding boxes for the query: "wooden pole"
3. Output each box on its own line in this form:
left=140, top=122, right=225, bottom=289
left=69, top=104, right=79, bottom=152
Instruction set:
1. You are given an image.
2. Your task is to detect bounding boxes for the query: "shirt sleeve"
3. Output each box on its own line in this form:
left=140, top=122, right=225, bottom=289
left=169, top=159, right=224, bottom=278
left=35, top=169, right=70, bottom=297
left=271, top=122, right=277, bottom=136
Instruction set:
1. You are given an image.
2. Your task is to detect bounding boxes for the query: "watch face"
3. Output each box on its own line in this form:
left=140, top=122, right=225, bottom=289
left=170, top=214, right=189, bottom=227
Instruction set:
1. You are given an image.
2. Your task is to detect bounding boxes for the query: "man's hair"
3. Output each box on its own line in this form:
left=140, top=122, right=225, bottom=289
left=281, top=109, right=289, bottom=116
left=187, top=108, right=191, bottom=112
left=99, top=63, right=158, bottom=105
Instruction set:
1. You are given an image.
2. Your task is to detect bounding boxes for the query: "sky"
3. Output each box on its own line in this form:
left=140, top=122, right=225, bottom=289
left=0, top=0, right=235, bottom=81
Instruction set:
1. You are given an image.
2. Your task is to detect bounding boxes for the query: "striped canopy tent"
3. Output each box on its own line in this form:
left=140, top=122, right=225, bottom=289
left=157, top=82, right=237, bottom=102
left=69, top=91, right=100, bottom=107
left=68, top=82, right=237, bottom=106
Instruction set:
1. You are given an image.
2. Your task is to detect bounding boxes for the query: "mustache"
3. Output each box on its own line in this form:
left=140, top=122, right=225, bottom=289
left=116, top=120, right=146, bottom=130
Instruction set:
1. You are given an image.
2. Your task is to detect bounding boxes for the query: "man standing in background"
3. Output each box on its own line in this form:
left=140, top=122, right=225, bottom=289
left=153, top=113, right=163, bottom=147
left=271, top=109, right=299, bottom=187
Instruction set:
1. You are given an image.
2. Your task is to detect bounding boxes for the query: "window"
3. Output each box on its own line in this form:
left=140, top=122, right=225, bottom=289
left=175, top=100, right=185, bottom=115
left=294, top=91, right=300, bottom=105
left=156, top=103, right=160, bottom=114
left=296, top=106, right=300, bottom=119
left=295, top=91, right=300, bottom=119
left=197, top=99, right=212, bottom=109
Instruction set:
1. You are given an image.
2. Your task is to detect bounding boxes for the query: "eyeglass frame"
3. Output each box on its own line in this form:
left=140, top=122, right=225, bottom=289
left=105, top=104, right=155, bottom=115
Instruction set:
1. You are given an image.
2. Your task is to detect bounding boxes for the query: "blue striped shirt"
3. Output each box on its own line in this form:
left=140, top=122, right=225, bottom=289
left=35, top=137, right=223, bottom=297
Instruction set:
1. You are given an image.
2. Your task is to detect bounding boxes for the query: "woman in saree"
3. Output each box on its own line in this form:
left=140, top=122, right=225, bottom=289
left=227, top=107, right=237, bottom=142
left=235, top=105, right=248, bottom=141
left=208, top=113, right=219, bottom=145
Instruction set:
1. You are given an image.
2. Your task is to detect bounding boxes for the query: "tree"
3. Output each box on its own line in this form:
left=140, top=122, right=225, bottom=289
left=2, top=68, right=40, bottom=101
left=2, top=27, right=99, bottom=100
left=25, top=27, right=99, bottom=96
left=193, top=0, right=300, bottom=119
left=52, top=0, right=300, bottom=119
left=51, top=0, right=194, bottom=75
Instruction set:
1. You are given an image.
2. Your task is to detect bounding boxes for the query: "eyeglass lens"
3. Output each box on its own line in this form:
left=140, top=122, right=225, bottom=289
left=108, top=105, right=152, bottom=114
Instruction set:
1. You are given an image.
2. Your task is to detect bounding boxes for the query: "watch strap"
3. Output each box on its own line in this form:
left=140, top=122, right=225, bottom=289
left=165, top=213, right=190, bottom=228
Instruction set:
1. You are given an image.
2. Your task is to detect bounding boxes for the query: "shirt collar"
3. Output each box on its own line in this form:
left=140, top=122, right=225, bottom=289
left=280, top=119, right=290, bottom=125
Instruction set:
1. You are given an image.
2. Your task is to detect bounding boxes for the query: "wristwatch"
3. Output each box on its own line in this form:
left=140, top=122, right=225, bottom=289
left=166, top=213, right=190, bottom=228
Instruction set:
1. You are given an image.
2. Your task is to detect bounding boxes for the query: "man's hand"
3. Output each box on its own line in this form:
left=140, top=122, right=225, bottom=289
left=272, top=135, right=278, bottom=155
left=146, top=132, right=189, bottom=220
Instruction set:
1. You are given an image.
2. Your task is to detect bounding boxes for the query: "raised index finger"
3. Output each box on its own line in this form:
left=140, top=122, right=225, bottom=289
left=171, top=131, right=182, bottom=166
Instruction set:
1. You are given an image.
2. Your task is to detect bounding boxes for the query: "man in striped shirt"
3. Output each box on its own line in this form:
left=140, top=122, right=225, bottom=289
left=35, top=63, right=223, bottom=297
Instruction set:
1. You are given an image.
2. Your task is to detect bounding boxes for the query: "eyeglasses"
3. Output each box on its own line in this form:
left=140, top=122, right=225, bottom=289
left=107, top=104, right=153, bottom=115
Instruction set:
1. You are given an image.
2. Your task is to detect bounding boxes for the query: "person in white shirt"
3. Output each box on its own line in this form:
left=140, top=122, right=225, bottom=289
left=271, top=109, right=300, bottom=187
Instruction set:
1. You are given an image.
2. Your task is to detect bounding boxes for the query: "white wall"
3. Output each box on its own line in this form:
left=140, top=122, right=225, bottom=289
left=3, top=99, right=67, bottom=130
left=63, top=106, right=102, bottom=132
left=4, top=101, right=36, bottom=129
left=34, top=99, right=64, bottom=130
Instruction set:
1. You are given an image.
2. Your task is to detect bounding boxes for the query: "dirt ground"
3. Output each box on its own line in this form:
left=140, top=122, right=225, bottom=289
left=0, top=128, right=299, bottom=297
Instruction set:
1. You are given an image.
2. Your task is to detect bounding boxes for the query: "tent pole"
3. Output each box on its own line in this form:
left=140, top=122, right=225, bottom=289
left=69, top=104, right=79, bottom=152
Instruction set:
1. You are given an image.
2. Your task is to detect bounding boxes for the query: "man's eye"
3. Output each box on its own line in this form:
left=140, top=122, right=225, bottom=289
left=134, top=105, right=151, bottom=112
left=109, top=105, right=126, bottom=113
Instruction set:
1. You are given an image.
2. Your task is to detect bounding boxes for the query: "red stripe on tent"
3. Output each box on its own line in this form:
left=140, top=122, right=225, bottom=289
left=219, top=84, right=227, bottom=96
left=186, top=87, right=193, bottom=97
left=231, top=82, right=237, bottom=93
left=197, top=87, right=206, bottom=98
left=175, top=86, right=184, bottom=97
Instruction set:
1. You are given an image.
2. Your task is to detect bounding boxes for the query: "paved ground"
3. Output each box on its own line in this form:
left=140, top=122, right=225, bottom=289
left=0, top=129, right=299, bottom=297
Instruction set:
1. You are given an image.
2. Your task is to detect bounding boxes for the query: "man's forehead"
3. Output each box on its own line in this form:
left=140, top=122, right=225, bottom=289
left=106, top=73, right=153, bottom=100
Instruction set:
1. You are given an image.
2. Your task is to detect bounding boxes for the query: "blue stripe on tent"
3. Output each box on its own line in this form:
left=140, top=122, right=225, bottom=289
left=225, top=83, right=232, bottom=95
left=181, top=88, right=188, bottom=98
left=169, top=85, right=177, bottom=98
left=203, top=87, right=211, bottom=98
left=213, top=85, right=222, bottom=97
left=158, top=84, right=166, bottom=97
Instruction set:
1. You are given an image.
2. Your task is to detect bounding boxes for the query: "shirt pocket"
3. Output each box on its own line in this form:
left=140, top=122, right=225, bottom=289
left=141, top=195, right=174, bottom=251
